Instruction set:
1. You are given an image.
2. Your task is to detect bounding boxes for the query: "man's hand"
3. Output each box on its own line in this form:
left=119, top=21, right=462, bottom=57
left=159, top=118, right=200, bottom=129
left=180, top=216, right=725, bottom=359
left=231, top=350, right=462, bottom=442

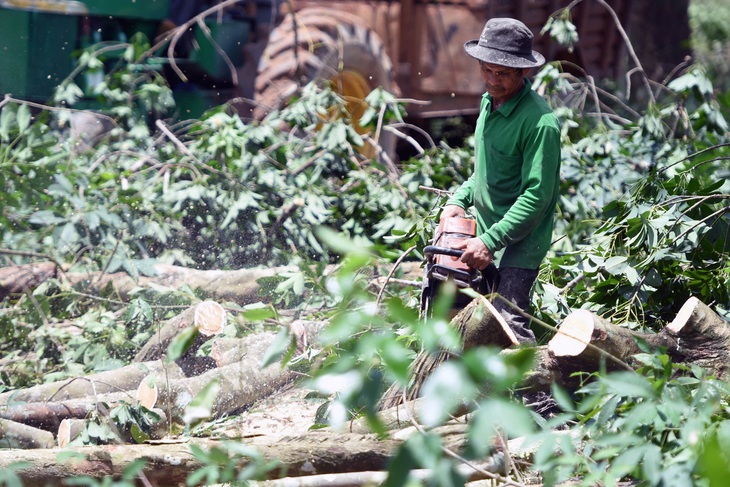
left=453, top=237, right=493, bottom=270
left=440, top=205, right=466, bottom=221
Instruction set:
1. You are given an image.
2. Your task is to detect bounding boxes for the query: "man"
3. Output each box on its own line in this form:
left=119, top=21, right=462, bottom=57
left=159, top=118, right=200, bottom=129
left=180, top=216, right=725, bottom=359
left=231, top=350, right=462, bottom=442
left=441, top=17, right=561, bottom=344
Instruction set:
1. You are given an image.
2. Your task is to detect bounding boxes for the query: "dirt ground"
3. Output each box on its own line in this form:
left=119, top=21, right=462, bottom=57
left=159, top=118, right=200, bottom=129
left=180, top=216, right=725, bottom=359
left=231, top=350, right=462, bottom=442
left=210, top=383, right=327, bottom=438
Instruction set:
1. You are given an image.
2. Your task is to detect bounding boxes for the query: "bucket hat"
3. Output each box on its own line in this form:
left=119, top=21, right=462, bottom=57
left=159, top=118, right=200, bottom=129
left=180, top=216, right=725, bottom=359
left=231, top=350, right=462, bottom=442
left=464, top=18, right=545, bottom=68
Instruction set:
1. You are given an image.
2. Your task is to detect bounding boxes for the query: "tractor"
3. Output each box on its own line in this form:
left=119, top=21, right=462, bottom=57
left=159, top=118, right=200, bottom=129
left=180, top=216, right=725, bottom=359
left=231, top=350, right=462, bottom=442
left=0, top=0, right=632, bottom=125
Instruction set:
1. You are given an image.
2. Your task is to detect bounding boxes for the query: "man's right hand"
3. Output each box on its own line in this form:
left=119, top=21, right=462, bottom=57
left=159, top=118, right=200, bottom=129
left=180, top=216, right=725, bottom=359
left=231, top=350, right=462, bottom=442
left=440, top=205, right=466, bottom=220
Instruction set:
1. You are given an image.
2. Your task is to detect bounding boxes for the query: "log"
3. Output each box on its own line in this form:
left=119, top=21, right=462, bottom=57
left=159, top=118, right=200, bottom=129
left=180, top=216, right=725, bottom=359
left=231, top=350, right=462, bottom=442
left=547, top=298, right=730, bottom=378
left=0, top=418, right=55, bottom=449
left=57, top=418, right=86, bottom=448
left=0, top=399, right=110, bottom=432
left=57, top=409, right=169, bottom=448
left=252, top=460, right=503, bottom=487
left=0, top=432, right=407, bottom=487
left=0, top=361, right=185, bottom=405
left=547, top=308, right=651, bottom=371
left=0, top=261, right=57, bottom=300
left=1, top=323, right=323, bottom=435
left=1, top=261, right=422, bottom=305
left=380, top=297, right=510, bottom=409
left=133, top=301, right=226, bottom=375
left=664, top=296, right=730, bottom=379
left=152, top=358, right=294, bottom=424
left=211, top=320, right=326, bottom=368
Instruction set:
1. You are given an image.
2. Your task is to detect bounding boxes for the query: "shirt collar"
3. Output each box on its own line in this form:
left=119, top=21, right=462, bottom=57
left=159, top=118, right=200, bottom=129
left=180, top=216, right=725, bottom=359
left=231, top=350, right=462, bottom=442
left=483, top=79, right=532, bottom=116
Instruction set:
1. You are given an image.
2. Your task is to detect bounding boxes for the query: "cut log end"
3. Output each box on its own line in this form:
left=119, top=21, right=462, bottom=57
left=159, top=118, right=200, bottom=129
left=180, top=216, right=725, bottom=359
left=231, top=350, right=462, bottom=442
left=137, top=376, right=159, bottom=410
left=194, top=301, right=227, bottom=336
left=667, top=296, right=700, bottom=334
left=548, top=309, right=595, bottom=357
left=57, top=418, right=84, bottom=448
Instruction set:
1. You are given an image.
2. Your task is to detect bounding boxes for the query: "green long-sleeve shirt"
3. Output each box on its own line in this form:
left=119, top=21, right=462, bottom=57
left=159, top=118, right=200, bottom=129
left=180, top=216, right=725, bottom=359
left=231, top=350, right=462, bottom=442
left=447, top=80, right=561, bottom=269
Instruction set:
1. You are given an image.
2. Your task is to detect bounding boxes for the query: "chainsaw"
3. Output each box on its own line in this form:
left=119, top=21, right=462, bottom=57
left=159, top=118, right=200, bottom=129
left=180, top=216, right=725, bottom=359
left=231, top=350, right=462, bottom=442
left=420, top=216, right=500, bottom=316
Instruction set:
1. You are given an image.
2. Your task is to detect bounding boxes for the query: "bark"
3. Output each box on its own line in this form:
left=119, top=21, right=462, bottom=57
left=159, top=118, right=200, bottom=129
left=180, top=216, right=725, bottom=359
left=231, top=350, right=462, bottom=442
left=210, top=320, right=326, bottom=368
left=0, top=361, right=185, bottom=405
left=0, top=261, right=422, bottom=305
left=664, top=296, right=730, bottom=379
left=0, top=399, right=108, bottom=432
left=0, top=261, right=57, bottom=300
left=0, top=432, right=406, bottom=487
left=0, top=418, right=55, bottom=449
left=253, top=460, right=503, bottom=487
left=153, top=358, right=295, bottom=423
left=133, top=301, right=226, bottom=376
left=380, top=297, right=510, bottom=409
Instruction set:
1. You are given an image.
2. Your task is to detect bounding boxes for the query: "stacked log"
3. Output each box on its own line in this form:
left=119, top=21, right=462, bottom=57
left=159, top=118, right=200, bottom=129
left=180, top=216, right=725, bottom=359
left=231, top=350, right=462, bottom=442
left=0, top=301, right=320, bottom=451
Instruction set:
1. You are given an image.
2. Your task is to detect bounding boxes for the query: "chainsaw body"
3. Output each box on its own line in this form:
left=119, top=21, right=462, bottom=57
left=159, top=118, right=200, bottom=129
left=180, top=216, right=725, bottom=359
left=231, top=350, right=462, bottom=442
left=421, top=216, right=500, bottom=314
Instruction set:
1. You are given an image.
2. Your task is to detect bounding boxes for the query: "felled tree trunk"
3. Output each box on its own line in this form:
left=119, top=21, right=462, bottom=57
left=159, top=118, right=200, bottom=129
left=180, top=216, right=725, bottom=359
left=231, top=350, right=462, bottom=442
left=133, top=301, right=227, bottom=376
left=151, top=357, right=293, bottom=423
left=0, top=261, right=58, bottom=300
left=380, top=297, right=513, bottom=409
left=0, top=261, right=422, bottom=305
left=0, top=398, right=116, bottom=432
left=521, top=297, right=730, bottom=390
left=0, top=361, right=185, bottom=405
left=0, top=432, right=405, bottom=487
left=663, top=296, right=730, bottom=379
left=546, top=308, right=656, bottom=372
left=0, top=419, right=55, bottom=449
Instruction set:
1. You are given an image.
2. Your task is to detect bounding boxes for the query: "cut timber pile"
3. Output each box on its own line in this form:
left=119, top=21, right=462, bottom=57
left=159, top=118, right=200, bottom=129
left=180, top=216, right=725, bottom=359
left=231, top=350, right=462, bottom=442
left=384, top=295, right=730, bottom=407
left=2, top=264, right=729, bottom=487
left=0, top=299, right=323, bottom=454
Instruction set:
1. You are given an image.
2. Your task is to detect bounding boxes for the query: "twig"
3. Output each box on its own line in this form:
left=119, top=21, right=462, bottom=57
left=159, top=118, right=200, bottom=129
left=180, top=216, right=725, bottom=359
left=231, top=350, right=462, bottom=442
left=375, top=245, right=418, bottom=310
left=419, top=185, right=453, bottom=198
left=0, top=249, right=64, bottom=271
left=476, top=293, right=520, bottom=347
left=155, top=119, right=204, bottom=167
left=558, top=272, right=585, bottom=295
left=160, top=0, right=245, bottom=83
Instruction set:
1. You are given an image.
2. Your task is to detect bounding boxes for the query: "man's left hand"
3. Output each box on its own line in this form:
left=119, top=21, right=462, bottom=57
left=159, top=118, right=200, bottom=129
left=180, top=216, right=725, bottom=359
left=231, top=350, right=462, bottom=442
left=453, top=237, right=493, bottom=270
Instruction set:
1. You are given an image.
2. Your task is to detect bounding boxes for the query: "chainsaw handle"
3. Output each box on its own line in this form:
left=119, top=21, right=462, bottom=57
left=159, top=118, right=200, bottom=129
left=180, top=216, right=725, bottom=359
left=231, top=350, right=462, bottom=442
left=424, top=245, right=464, bottom=259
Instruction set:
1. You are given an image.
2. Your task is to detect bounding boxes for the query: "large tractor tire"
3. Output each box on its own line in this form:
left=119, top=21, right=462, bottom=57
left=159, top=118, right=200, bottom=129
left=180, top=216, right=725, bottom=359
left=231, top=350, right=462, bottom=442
left=252, top=8, right=397, bottom=155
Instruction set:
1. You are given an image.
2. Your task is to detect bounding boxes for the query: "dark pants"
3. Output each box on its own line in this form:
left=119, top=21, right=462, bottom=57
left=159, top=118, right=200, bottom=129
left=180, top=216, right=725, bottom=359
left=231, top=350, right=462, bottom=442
left=492, top=266, right=539, bottom=344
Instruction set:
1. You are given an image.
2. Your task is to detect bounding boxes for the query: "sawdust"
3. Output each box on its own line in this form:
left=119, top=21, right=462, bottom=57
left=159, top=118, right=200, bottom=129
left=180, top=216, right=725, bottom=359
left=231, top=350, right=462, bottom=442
left=211, top=383, right=328, bottom=438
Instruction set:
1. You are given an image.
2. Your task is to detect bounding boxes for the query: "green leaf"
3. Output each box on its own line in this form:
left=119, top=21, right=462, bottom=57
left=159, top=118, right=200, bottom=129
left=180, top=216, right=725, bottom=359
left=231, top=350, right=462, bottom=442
left=419, top=361, right=476, bottom=427
left=241, top=305, right=277, bottom=322
left=166, top=326, right=198, bottom=363
left=600, top=371, right=657, bottom=399
left=16, top=103, right=31, bottom=133
left=0, top=103, right=15, bottom=141
left=259, top=326, right=292, bottom=368
left=183, top=379, right=221, bottom=426
left=28, top=210, right=66, bottom=226
left=468, top=397, right=535, bottom=456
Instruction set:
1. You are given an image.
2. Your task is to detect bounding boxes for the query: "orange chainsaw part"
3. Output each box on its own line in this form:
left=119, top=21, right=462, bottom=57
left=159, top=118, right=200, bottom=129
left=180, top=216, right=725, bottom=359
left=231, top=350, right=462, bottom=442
left=431, top=216, right=476, bottom=272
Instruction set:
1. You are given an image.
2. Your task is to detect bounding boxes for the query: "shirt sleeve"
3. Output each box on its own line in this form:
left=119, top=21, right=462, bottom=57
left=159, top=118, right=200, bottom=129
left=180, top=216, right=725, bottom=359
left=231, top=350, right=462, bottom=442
left=446, top=174, right=475, bottom=210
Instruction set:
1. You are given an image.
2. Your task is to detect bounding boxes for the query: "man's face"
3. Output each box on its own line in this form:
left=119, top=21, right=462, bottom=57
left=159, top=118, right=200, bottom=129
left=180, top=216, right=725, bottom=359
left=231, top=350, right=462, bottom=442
left=479, top=62, right=526, bottom=101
